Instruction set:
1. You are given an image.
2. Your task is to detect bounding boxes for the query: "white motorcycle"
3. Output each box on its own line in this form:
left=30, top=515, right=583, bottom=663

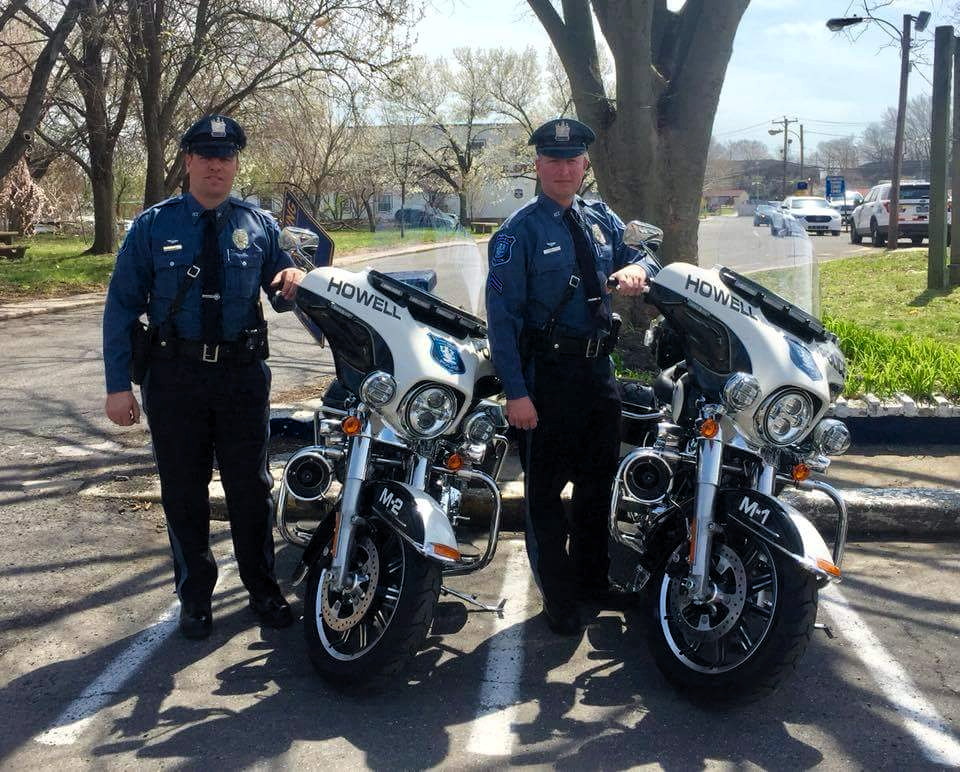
left=276, top=228, right=507, bottom=685
left=610, top=222, right=850, bottom=702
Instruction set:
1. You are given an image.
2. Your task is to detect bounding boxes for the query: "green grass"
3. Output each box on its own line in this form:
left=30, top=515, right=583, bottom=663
left=0, top=235, right=115, bottom=299
left=818, top=249, right=960, bottom=400
left=0, top=227, right=475, bottom=300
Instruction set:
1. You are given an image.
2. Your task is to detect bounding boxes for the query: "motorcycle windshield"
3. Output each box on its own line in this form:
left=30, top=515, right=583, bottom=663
left=698, top=205, right=820, bottom=316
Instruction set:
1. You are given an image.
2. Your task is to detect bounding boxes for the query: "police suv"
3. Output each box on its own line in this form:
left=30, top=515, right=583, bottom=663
left=850, top=180, right=950, bottom=247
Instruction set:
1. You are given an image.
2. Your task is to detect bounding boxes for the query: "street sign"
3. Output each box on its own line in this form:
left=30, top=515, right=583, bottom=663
left=796, top=180, right=808, bottom=191
left=825, top=175, right=846, bottom=201
left=280, top=191, right=334, bottom=266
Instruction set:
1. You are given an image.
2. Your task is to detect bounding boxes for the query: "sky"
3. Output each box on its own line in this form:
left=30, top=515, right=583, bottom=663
left=414, top=0, right=955, bottom=156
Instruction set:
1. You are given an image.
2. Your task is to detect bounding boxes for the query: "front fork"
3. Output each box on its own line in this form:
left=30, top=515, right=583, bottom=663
left=329, top=420, right=373, bottom=591
left=687, top=428, right=724, bottom=602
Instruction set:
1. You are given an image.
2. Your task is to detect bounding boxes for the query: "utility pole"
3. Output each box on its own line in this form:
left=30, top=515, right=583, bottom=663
left=889, top=14, right=912, bottom=251
left=928, top=26, right=952, bottom=288
left=799, top=124, right=805, bottom=188
left=952, top=34, right=960, bottom=285
left=771, top=117, right=799, bottom=198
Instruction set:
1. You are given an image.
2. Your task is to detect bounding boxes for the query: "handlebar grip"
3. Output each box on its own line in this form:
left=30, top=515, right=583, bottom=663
left=606, top=277, right=620, bottom=290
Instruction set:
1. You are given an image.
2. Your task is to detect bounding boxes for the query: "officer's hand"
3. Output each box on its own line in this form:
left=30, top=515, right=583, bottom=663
left=506, top=396, right=538, bottom=431
left=271, top=268, right=305, bottom=300
left=106, top=391, right=141, bottom=427
left=609, top=265, right=649, bottom=296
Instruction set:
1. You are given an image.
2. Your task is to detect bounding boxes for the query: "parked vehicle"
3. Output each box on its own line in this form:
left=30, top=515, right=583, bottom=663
left=611, top=220, right=849, bottom=703
left=394, top=207, right=458, bottom=229
left=826, top=191, right=863, bottom=225
left=849, top=180, right=951, bottom=247
left=781, top=196, right=842, bottom=236
left=275, top=227, right=505, bottom=685
left=752, top=203, right=779, bottom=227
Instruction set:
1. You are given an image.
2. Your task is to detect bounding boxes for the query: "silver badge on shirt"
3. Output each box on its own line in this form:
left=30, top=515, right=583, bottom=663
left=591, top=223, right=606, bottom=245
left=232, top=228, right=249, bottom=249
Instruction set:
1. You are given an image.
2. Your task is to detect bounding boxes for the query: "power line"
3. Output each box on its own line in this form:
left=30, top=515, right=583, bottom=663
left=713, top=121, right=770, bottom=137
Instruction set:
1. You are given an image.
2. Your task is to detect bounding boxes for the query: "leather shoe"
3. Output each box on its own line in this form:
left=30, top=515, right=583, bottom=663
left=249, top=593, right=294, bottom=628
left=179, top=601, right=212, bottom=640
left=578, top=582, right=637, bottom=608
left=543, top=603, right=582, bottom=636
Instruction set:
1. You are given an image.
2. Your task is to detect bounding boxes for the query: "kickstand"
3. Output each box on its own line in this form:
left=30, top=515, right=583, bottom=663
left=441, top=585, right=506, bottom=616
left=814, top=622, right=835, bottom=639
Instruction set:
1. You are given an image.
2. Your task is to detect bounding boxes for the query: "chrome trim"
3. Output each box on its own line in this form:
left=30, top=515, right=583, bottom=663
left=434, top=467, right=502, bottom=576
left=757, top=462, right=776, bottom=496
left=608, top=446, right=685, bottom=553
left=330, top=421, right=373, bottom=589
left=779, top=475, right=848, bottom=567
left=690, top=432, right=724, bottom=601
left=277, top=445, right=344, bottom=547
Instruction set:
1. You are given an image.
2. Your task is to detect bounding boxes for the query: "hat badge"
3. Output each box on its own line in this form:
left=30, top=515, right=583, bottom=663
left=210, top=117, right=227, bottom=138
left=554, top=121, right=571, bottom=142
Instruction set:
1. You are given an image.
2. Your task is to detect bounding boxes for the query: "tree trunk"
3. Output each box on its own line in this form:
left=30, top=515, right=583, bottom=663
left=458, top=191, right=468, bottom=226
left=364, top=200, right=376, bottom=232
left=528, top=0, right=748, bottom=334
left=88, top=168, right=115, bottom=254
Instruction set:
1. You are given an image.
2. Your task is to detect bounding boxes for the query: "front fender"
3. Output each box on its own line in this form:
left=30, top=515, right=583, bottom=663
left=361, top=480, right=460, bottom=564
left=719, top=489, right=841, bottom=584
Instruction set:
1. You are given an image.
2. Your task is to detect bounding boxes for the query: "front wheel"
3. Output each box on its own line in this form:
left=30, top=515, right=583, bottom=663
left=304, top=523, right=442, bottom=686
left=648, top=525, right=818, bottom=704
left=850, top=222, right=862, bottom=244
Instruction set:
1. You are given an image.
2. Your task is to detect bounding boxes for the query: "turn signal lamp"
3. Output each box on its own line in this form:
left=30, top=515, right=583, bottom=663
left=791, top=463, right=812, bottom=482
left=699, top=417, right=720, bottom=439
left=816, top=558, right=842, bottom=579
left=431, top=543, right=461, bottom=561
left=444, top=453, right=465, bottom=471
left=341, top=416, right=362, bottom=436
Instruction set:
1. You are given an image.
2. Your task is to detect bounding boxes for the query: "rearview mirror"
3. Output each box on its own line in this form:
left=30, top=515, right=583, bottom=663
left=623, top=220, right=664, bottom=250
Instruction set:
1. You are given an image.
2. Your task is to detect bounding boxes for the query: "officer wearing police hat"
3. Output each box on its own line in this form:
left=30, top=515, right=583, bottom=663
left=485, top=117, right=660, bottom=635
left=103, top=114, right=305, bottom=639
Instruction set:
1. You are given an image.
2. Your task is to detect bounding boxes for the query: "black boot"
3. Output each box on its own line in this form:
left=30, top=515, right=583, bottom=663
left=249, top=592, right=294, bottom=628
left=179, top=600, right=213, bottom=640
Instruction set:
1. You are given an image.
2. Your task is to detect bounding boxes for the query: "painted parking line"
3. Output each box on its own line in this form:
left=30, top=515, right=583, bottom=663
left=822, top=586, right=960, bottom=767
left=35, top=556, right=237, bottom=747
left=466, top=541, right=532, bottom=757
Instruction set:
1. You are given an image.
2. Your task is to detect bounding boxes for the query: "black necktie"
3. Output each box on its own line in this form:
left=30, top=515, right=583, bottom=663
left=200, top=210, right=222, bottom=343
left=563, top=207, right=606, bottom=323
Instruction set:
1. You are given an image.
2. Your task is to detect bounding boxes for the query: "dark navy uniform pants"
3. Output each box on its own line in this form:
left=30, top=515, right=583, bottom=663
left=142, top=357, right=278, bottom=606
left=519, top=354, right=621, bottom=612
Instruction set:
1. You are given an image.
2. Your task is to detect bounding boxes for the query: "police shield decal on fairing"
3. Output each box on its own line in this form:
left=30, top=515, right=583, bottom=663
left=428, top=333, right=465, bottom=374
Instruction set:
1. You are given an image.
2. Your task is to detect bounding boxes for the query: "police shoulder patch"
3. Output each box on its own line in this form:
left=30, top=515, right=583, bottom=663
left=491, top=233, right=516, bottom=267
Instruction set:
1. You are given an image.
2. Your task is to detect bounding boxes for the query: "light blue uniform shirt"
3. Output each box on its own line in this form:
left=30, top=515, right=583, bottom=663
left=102, top=193, right=293, bottom=393
left=485, top=193, right=660, bottom=400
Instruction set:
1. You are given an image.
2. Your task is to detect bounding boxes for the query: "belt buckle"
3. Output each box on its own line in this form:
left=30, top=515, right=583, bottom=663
left=585, top=337, right=601, bottom=358
left=202, top=343, right=220, bottom=363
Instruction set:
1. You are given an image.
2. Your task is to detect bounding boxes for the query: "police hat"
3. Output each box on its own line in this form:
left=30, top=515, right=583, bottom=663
left=528, top=118, right=595, bottom=158
left=180, top=114, right=246, bottom=158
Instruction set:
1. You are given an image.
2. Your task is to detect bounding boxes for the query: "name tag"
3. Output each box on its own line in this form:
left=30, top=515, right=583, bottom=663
left=162, top=243, right=183, bottom=252
left=543, top=246, right=561, bottom=254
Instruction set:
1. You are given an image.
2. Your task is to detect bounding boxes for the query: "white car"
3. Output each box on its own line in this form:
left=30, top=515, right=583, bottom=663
left=849, top=180, right=950, bottom=247
left=781, top=196, right=842, bottom=236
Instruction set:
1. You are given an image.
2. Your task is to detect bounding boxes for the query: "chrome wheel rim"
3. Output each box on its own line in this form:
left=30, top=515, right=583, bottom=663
left=659, top=533, right=778, bottom=674
left=315, top=528, right=405, bottom=661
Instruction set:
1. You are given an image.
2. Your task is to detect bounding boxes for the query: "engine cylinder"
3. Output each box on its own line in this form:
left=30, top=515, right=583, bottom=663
left=283, top=448, right=334, bottom=502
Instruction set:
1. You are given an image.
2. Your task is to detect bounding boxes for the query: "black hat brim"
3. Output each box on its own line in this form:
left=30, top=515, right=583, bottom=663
left=536, top=145, right=589, bottom=159
left=184, top=142, right=239, bottom=159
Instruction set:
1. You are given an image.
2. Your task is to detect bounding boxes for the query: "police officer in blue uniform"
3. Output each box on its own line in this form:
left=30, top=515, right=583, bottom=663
left=485, top=118, right=660, bottom=635
left=103, top=115, right=305, bottom=639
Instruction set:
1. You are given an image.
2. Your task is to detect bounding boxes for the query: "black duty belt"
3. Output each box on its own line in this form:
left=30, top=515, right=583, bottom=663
left=525, top=331, right=611, bottom=359
left=153, top=339, right=263, bottom=365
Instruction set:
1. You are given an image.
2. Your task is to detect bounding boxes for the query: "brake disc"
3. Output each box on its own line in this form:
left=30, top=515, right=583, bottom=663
left=667, top=543, right=748, bottom=643
left=321, top=534, right=381, bottom=632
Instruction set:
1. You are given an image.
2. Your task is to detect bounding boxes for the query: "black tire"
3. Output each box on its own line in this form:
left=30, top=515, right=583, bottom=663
left=850, top=222, right=862, bottom=244
left=911, top=236, right=923, bottom=246
left=647, top=526, right=818, bottom=704
left=831, top=231, right=840, bottom=237
left=871, top=219, right=886, bottom=247
left=304, top=524, right=442, bottom=687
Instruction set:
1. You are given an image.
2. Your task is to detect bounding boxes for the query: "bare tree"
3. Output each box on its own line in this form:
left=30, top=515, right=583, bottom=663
left=338, top=125, right=389, bottom=232
left=527, top=0, right=749, bottom=272
left=0, top=0, right=84, bottom=181
left=124, top=0, right=421, bottom=207
left=381, top=99, right=423, bottom=237
left=813, top=136, right=860, bottom=174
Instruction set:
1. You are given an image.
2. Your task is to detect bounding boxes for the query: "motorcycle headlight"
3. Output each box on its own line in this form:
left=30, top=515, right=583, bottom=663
left=813, top=419, right=851, bottom=456
left=722, top=372, right=761, bottom=413
left=402, top=384, right=458, bottom=439
left=757, top=389, right=815, bottom=446
left=360, top=371, right=397, bottom=407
